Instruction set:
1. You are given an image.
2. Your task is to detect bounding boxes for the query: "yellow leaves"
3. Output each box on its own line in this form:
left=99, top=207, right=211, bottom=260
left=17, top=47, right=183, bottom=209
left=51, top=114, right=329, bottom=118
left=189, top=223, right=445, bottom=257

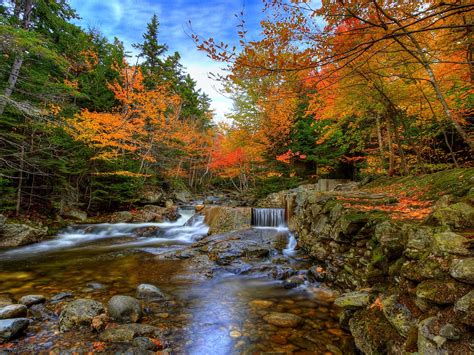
left=67, top=63, right=181, bottom=169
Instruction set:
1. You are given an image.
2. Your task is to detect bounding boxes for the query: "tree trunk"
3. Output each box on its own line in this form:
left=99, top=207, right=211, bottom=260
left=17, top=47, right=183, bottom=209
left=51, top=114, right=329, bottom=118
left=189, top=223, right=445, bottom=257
left=0, top=0, right=34, bottom=115
left=15, top=144, right=25, bottom=216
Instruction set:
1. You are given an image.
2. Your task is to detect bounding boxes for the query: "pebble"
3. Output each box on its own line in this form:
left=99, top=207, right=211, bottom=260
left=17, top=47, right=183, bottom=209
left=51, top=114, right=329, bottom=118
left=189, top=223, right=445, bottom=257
left=0, top=304, right=27, bottom=319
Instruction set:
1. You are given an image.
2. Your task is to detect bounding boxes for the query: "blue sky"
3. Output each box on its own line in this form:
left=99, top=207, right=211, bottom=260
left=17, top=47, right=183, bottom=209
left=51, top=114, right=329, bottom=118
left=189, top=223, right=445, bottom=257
left=69, top=0, right=266, bottom=122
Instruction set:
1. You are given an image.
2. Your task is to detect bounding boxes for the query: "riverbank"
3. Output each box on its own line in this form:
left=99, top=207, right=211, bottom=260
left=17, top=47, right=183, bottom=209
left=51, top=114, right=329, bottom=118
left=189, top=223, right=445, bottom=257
left=260, top=168, right=474, bottom=353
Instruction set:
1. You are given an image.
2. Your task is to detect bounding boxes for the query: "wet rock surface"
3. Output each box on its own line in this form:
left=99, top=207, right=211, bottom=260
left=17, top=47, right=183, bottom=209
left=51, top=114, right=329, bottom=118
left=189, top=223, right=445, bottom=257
left=59, top=299, right=105, bottom=331
left=0, top=318, right=29, bottom=343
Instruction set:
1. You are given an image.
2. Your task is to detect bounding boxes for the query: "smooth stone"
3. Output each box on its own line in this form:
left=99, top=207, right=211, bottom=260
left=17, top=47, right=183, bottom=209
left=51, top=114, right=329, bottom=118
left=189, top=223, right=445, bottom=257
left=86, top=282, right=107, bottom=290
left=136, top=284, right=165, bottom=300
left=248, top=300, right=274, bottom=309
left=59, top=299, right=105, bottom=331
left=450, top=258, right=474, bottom=284
left=283, top=275, right=305, bottom=289
left=0, top=305, right=27, bottom=319
left=50, top=292, right=74, bottom=302
left=99, top=324, right=162, bottom=342
left=0, top=318, right=29, bottom=343
left=263, top=312, right=303, bottom=327
left=108, top=295, right=142, bottom=323
left=19, top=295, right=46, bottom=307
left=334, top=291, right=370, bottom=308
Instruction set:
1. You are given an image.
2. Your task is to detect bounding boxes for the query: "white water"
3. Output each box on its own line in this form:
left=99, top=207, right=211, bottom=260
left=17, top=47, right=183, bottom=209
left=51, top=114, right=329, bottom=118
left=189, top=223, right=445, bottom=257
left=283, top=233, right=297, bottom=256
left=0, top=208, right=208, bottom=260
left=252, top=208, right=286, bottom=227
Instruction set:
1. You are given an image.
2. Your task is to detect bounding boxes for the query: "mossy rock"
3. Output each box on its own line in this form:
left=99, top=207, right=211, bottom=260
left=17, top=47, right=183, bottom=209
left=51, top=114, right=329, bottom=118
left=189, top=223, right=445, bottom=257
left=426, top=202, right=474, bottom=230
left=382, top=295, right=417, bottom=338
left=432, top=232, right=470, bottom=256
left=349, top=308, right=404, bottom=354
left=416, top=279, right=471, bottom=305
left=450, top=258, right=474, bottom=284
left=334, top=291, right=370, bottom=308
left=454, top=290, right=473, bottom=326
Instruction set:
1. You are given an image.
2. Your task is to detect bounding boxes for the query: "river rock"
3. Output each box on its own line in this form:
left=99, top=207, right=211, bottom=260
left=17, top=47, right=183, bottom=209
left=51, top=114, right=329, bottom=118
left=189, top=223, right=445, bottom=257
left=454, top=290, right=473, bottom=326
left=0, top=223, right=48, bottom=247
left=334, top=292, right=370, bottom=308
left=136, top=284, right=164, bottom=300
left=19, top=295, right=46, bottom=307
left=61, top=208, right=87, bottom=221
left=450, top=258, right=474, bottom=284
left=99, top=323, right=162, bottom=342
left=416, top=279, right=471, bottom=305
left=283, top=275, right=305, bottom=289
left=108, top=295, right=142, bottom=323
left=109, top=211, right=133, bottom=223
left=0, top=305, right=27, bottom=319
left=439, top=324, right=461, bottom=340
left=308, top=265, right=326, bottom=282
left=203, top=206, right=252, bottom=234
left=0, top=318, right=29, bottom=343
left=132, top=337, right=162, bottom=351
left=432, top=232, right=470, bottom=256
left=59, top=299, right=105, bottom=331
left=263, top=312, right=303, bottom=327
left=50, top=292, right=74, bottom=302
left=381, top=295, right=416, bottom=338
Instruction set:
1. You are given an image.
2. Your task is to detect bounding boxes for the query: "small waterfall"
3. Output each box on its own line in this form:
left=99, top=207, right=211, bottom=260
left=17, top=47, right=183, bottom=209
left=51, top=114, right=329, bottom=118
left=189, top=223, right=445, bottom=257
left=283, top=233, right=297, bottom=256
left=251, top=208, right=286, bottom=227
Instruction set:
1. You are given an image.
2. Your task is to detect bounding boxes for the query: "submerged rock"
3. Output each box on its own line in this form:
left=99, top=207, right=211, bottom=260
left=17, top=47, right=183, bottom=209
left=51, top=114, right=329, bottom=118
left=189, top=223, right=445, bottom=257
left=132, top=336, right=162, bottom=351
left=108, top=295, right=142, bottom=323
left=0, top=304, right=27, bottom=319
left=136, top=284, right=165, bottom=300
left=59, top=299, right=105, bottom=331
left=263, top=312, right=303, bottom=327
left=0, top=295, right=13, bottom=308
left=99, top=323, right=163, bottom=342
left=19, top=295, right=46, bottom=307
left=0, top=318, right=29, bottom=343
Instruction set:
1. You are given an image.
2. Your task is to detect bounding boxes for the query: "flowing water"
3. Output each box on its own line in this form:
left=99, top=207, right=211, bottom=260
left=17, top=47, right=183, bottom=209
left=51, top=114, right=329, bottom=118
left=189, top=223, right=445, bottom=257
left=252, top=208, right=286, bottom=227
left=0, top=207, right=353, bottom=354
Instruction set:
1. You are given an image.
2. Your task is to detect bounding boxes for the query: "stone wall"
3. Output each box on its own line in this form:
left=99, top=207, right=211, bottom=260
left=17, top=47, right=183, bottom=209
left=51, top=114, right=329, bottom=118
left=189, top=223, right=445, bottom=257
left=262, top=187, right=473, bottom=354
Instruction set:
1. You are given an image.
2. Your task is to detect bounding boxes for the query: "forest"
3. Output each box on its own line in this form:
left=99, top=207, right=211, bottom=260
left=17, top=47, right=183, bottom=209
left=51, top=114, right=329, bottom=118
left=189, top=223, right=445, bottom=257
left=1, top=0, right=472, bottom=218
left=0, top=1, right=473, bottom=354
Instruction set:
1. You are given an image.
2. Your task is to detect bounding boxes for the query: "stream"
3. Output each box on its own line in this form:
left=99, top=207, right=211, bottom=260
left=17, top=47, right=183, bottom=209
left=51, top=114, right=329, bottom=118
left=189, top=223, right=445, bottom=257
left=0, top=207, right=354, bottom=354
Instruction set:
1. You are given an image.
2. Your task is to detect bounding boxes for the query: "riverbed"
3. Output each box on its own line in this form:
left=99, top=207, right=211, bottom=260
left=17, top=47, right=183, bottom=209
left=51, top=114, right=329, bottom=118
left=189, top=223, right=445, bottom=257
left=0, top=207, right=355, bottom=353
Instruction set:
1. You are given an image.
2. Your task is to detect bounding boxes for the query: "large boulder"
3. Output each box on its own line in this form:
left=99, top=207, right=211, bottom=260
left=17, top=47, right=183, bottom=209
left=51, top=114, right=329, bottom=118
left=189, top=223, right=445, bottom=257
left=0, top=223, right=48, bottom=247
left=107, top=295, right=142, bottom=323
left=59, top=299, right=105, bottom=331
left=0, top=318, right=29, bottom=343
left=203, top=206, right=252, bottom=234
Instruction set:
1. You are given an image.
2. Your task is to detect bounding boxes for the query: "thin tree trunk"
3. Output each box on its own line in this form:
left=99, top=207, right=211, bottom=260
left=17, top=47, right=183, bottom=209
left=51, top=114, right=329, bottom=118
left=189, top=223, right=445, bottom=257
left=375, top=113, right=386, bottom=169
left=386, top=121, right=395, bottom=175
left=0, top=0, right=34, bottom=115
left=15, top=144, right=25, bottom=216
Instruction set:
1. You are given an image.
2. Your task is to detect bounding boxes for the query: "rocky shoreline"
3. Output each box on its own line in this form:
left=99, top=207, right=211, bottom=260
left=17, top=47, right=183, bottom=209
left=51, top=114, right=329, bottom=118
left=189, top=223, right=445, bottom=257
left=261, top=184, right=473, bottom=353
